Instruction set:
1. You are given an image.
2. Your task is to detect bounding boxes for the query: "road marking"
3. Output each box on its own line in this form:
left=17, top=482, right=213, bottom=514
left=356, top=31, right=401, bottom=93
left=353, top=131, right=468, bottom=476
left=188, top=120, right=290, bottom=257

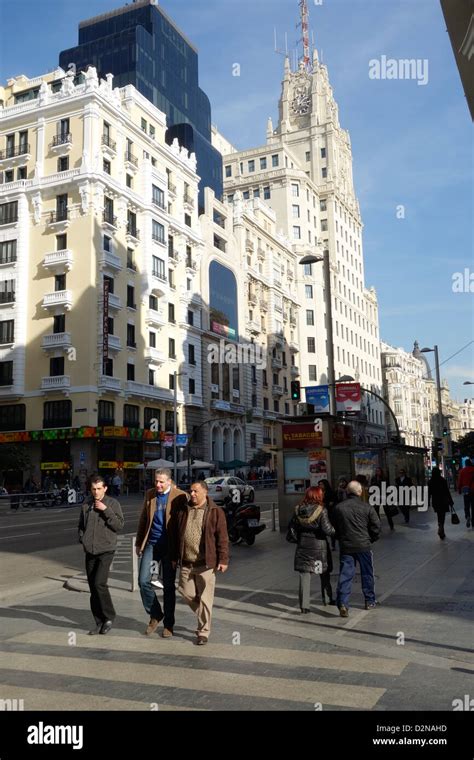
left=0, top=685, right=203, bottom=711
left=0, top=532, right=41, bottom=540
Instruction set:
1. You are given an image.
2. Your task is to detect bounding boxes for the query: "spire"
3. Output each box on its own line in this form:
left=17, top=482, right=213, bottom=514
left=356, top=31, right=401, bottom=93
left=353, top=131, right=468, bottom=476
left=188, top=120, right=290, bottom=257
left=267, top=116, right=274, bottom=138
left=284, top=55, right=291, bottom=78
left=313, top=48, right=319, bottom=66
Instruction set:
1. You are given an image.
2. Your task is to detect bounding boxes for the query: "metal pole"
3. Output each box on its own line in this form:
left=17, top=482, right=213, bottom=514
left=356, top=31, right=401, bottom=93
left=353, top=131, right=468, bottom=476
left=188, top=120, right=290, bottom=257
left=173, top=370, right=177, bottom=485
left=434, top=345, right=443, bottom=467
left=323, top=248, right=336, bottom=416
left=271, top=502, right=276, bottom=532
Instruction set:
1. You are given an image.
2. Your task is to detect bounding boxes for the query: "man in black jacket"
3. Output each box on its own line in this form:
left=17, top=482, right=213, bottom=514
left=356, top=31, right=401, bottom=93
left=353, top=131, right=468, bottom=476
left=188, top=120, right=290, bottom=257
left=78, top=474, right=124, bottom=635
left=333, top=480, right=380, bottom=617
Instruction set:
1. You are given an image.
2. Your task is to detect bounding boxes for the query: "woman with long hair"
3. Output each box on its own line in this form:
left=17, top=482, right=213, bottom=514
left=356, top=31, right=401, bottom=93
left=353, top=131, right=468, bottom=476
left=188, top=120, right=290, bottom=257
left=287, top=485, right=336, bottom=612
left=428, top=467, right=453, bottom=540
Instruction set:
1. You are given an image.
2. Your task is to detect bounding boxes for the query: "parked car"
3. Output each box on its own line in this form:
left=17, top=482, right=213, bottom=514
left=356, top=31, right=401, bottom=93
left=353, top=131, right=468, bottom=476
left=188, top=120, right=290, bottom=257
left=205, top=476, right=255, bottom=505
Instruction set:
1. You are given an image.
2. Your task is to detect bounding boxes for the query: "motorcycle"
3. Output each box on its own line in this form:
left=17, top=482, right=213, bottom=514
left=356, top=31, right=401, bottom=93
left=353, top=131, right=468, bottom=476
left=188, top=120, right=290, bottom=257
left=223, top=492, right=266, bottom=546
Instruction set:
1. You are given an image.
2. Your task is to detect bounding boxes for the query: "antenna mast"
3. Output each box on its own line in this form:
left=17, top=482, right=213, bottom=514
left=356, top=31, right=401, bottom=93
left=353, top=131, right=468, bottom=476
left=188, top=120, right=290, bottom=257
left=298, top=0, right=312, bottom=72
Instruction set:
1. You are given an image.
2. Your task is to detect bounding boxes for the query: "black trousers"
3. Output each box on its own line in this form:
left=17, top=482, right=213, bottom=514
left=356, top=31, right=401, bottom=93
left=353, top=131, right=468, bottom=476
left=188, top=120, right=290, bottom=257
left=85, top=551, right=116, bottom=625
left=374, top=504, right=394, bottom=529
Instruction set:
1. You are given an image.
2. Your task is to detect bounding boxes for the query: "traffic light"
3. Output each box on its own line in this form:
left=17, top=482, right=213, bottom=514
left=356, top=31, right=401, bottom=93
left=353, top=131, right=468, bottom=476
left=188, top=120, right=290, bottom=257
left=435, top=438, right=443, bottom=451
left=443, top=427, right=448, bottom=437
left=290, top=380, right=301, bottom=401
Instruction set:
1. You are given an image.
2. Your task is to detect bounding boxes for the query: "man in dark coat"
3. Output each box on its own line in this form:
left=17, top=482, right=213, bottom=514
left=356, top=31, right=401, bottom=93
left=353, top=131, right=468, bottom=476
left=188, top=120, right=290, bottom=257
left=78, top=474, right=124, bottom=635
left=333, top=480, right=380, bottom=617
left=428, top=467, right=454, bottom=539
left=395, top=469, right=413, bottom=523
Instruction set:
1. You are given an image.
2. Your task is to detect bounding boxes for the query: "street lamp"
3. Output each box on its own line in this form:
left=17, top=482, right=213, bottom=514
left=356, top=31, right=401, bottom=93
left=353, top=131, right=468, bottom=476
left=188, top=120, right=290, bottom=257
left=173, top=370, right=187, bottom=485
left=463, top=381, right=474, bottom=385
left=338, top=374, right=401, bottom=444
left=420, top=346, right=443, bottom=465
left=299, top=246, right=336, bottom=415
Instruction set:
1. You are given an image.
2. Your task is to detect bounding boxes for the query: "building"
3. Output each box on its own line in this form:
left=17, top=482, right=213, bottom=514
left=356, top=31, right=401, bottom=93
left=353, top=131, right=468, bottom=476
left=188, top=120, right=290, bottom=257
left=459, top=398, right=474, bottom=435
left=59, top=0, right=223, bottom=212
left=0, top=66, right=205, bottom=487
left=217, top=49, right=385, bottom=443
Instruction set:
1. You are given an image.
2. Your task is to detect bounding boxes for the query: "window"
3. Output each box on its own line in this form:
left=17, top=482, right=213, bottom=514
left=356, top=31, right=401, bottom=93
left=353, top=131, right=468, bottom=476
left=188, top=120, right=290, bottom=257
left=0, top=201, right=18, bottom=225
left=303, top=263, right=312, bottom=276
left=189, top=344, right=196, bottom=365
left=187, top=309, right=194, bottom=326
left=292, top=205, right=300, bottom=218
left=291, top=183, right=299, bottom=197
left=103, top=159, right=111, bottom=175
left=124, top=404, right=139, bottom=428
left=127, top=324, right=136, bottom=348
left=272, top=154, right=279, bottom=167
left=243, top=191, right=250, bottom=200
left=168, top=303, right=175, bottom=323
left=305, top=285, right=313, bottom=298
left=49, top=357, right=64, bottom=377
left=152, top=220, right=165, bottom=244
left=124, top=286, right=139, bottom=314
left=253, top=188, right=260, bottom=198
left=189, top=378, right=196, bottom=394
left=53, top=314, right=65, bottom=334
left=55, top=274, right=66, bottom=291
left=149, top=369, right=155, bottom=386
left=260, top=157, right=267, bottom=170
left=126, top=174, right=132, bottom=189
left=322, top=167, right=327, bottom=179
left=263, top=398, right=269, bottom=410
left=225, top=165, right=232, bottom=177
left=307, top=337, right=315, bottom=353
left=0, top=240, right=16, bottom=264
left=321, top=219, right=328, bottom=231
left=126, top=248, right=136, bottom=271
left=306, top=310, right=314, bottom=326
left=103, top=235, right=112, bottom=253
left=126, top=363, right=135, bottom=381
left=263, top=186, right=271, bottom=200
left=293, top=226, right=301, bottom=239
left=59, top=119, right=69, bottom=138
left=103, top=196, right=114, bottom=225
left=149, top=124, right=155, bottom=139
left=169, top=338, right=176, bottom=359
left=152, top=256, right=165, bottom=280
left=306, top=151, right=311, bottom=161
left=309, top=365, right=317, bottom=382
left=43, top=400, right=71, bottom=429
left=0, top=360, right=13, bottom=385
left=169, top=374, right=175, bottom=390
left=165, top=411, right=175, bottom=431
left=152, top=185, right=165, bottom=209
left=141, top=117, right=147, bottom=132
left=184, top=213, right=192, bottom=227
left=214, top=234, right=226, bottom=252
left=145, top=408, right=160, bottom=430
left=321, top=147, right=326, bottom=158
left=169, top=269, right=175, bottom=288
left=4, top=170, right=14, bottom=183
left=320, top=200, right=327, bottom=212
left=98, top=401, right=115, bottom=425
left=0, top=403, right=25, bottom=431
left=248, top=160, right=255, bottom=173
left=273, top=400, right=279, bottom=413
left=0, top=320, right=14, bottom=344
left=250, top=433, right=257, bottom=449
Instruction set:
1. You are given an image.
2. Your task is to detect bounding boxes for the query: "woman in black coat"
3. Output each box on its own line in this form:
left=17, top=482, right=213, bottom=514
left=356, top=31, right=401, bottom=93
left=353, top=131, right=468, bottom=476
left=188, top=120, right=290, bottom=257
left=288, top=485, right=336, bottom=612
left=428, top=467, right=453, bottom=540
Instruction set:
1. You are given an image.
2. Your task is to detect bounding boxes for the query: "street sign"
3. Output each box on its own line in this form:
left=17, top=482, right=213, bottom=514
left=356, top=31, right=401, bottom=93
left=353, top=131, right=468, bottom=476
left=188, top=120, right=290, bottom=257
left=305, top=385, right=330, bottom=413
left=176, top=434, right=189, bottom=447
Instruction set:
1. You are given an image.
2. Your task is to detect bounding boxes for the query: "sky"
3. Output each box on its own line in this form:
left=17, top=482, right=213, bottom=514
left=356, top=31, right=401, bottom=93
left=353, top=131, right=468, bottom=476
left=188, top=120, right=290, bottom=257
left=0, top=0, right=472, bottom=403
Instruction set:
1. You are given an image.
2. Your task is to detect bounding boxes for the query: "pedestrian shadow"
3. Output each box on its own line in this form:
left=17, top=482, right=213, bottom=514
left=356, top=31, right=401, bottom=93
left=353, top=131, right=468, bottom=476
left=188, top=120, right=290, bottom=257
left=0, top=604, right=143, bottom=636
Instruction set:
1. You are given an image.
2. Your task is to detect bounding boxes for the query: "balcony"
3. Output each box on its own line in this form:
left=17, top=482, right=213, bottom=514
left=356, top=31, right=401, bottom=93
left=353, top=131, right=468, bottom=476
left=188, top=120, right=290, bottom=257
left=168, top=182, right=177, bottom=198
left=263, top=437, right=272, bottom=445
left=253, top=409, right=264, bottom=419
left=263, top=411, right=278, bottom=421
left=184, top=394, right=203, bottom=407
left=248, top=293, right=257, bottom=307
left=245, top=240, right=254, bottom=253
left=105, top=293, right=122, bottom=311
left=272, top=384, right=284, bottom=396
left=48, top=209, right=70, bottom=228
left=42, top=249, right=73, bottom=273
left=291, top=365, right=300, bottom=376
left=271, top=356, right=283, bottom=370
left=101, top=134, right=116, bottom=157
left=125, top=381, right=173, bottom=402
left=145, top=346, right=166, bottom=364
left=230, top=403, right=245, bottom=415
left=151, top=273, right=168, bottom=296
left=0, top=143, right=31, bottom=165
left=42, top=290, right=73, bottom=311
left=260, top=299, right=268, bottom=311
left=183, top=193, right=195, bottom=210
left=146, top=308, right=166, bottom=327
left=41, top=375, right=70, bottom=391
left=99, top=249, right=122, bottom=272
left=126, top=224, right=140, bottom=246
left=41, top=332, right=72, bottom=351
left=0, top=292, right=15, bottom=305
left=124, top=151, right=138, bottom=173
left=290, top=316, right=297, bottom=327
left=98, top=376, right=122, bottom=393
left=102, top=211, right=118, bottom=230
left=257, top=247, right=265, bottom=260
left=98, top=335, right=122, bottom=353
left=247, top=319, right=261, bottom=335
left=289, top=340, right=300, bottom=353
left=50, top=133, right=72, bottom=151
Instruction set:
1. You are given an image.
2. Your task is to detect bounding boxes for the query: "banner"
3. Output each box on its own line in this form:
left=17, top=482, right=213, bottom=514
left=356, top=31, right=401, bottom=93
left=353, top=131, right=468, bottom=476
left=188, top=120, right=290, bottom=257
left=282, top=424, right=323, bottom=449
left=336, top=382, right=361, bottom=413
left=305, top=385, right=330, bottom=413
left=163, top=434, right=174, bottom=448
left=176, top=434, right=189, bottom=447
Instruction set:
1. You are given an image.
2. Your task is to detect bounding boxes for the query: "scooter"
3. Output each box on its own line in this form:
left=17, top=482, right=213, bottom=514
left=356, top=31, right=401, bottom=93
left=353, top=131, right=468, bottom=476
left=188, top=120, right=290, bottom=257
left=223, top=493, right=266, bottom=546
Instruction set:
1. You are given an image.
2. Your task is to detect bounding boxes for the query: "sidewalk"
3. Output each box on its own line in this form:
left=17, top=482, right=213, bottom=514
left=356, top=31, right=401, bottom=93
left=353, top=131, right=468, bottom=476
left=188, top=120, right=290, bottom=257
left=0, top=495, right=472, bottom=711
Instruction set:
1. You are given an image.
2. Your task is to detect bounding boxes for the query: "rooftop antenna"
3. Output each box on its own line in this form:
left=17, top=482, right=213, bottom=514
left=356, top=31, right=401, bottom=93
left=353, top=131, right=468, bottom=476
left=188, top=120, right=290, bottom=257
left=274, top=27, right=289, bottom=61
left=297, top=0, right=312, bottom=72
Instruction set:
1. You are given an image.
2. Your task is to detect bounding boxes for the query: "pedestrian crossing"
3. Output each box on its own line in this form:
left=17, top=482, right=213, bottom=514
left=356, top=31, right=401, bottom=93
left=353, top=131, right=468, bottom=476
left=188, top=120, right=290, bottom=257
left=0, top=629, right=408, bottom=711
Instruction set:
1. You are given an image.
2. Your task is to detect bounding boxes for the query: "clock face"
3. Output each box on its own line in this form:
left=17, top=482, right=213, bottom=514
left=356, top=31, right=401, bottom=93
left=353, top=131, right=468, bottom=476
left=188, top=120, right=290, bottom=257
left=291, top=85, right=311, bottom=115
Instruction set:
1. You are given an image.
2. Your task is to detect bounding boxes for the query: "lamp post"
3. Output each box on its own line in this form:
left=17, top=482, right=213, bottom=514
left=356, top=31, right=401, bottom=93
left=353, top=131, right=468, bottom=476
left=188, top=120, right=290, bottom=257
left=299, top=246, right=336, bottom=415
left=173, top=371, right=186, bottom=485
left=335, top=374, right=401, bottom=444
left=420, top=346, right=443, bottom=465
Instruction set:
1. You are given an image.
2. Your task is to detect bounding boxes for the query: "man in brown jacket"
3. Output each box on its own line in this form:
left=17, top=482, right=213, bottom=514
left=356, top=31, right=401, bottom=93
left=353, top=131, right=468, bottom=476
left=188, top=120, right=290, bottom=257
left=135, top=469, right=188, bottom=638
left=169, top=480, right=229, bottom=645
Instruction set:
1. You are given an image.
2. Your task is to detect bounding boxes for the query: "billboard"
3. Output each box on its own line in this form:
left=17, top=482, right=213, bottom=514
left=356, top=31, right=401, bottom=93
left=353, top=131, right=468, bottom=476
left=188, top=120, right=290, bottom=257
left=336, top=383, right=361, bottom=413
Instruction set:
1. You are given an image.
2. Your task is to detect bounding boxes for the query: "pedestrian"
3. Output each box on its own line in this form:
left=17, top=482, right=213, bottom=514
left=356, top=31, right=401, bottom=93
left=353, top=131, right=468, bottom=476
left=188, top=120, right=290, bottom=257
left=457, top=458, right=474, bottom=528
left=319, top=478, right=337, bottom=550
left=287, top=485, right=336, bottom=611
left=333, top=480, right=381, bottom=617
left=395, top=468, right=413, bottom=523
left=168, top=480, right=229, bottom=645
left=135, top=468, right=188, bottom=638
left=336, top=477, right=348, bottom=504
left=78, top=474, right=124, bottom=635
left=112, top=472, right=122, bottom=497
left=370, top=467, right=395, bottom=531
left=428, top=467, right=454, bottom=540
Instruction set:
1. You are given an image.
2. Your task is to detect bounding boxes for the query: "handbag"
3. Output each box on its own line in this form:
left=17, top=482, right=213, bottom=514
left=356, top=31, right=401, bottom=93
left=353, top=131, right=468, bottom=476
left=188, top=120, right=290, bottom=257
left=286, top=522, right=298, bottom=543
left=450, top=505, right=460, bottom=525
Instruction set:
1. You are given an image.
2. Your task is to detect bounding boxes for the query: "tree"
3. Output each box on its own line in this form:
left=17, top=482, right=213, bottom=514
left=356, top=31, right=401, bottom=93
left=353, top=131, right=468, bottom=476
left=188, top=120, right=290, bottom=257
left=0, top=445, right=30, bottom=474
left=456, top=431, right=474, bottom=459
left=249, top=449, right=271, bottom=468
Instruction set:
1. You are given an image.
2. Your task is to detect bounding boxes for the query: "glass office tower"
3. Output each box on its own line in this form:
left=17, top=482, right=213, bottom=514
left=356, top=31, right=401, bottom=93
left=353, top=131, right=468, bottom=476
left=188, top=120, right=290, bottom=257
left=59, top=0, right=222, bottom=211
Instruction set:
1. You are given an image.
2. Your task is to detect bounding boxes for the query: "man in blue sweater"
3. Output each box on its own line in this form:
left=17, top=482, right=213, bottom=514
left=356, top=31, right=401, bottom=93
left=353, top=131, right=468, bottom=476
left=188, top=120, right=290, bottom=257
left=135, top=469, right=188, bottom=637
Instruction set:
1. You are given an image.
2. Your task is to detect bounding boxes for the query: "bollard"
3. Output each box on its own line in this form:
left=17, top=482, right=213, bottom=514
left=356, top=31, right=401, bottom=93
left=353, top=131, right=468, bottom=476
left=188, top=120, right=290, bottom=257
left=271, top=502, right=276, bottom=532
left=131, top=535, right=139, bottom=592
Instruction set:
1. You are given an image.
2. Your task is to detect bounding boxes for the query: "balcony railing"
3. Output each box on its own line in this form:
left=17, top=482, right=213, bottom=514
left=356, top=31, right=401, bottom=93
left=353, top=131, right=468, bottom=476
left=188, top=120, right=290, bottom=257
left=146, top=308, right=166, bottom=326
left=101, top=135, right=116, bottom=152
left=0, top=253, right=17, bottom=265
left=42, top=290, right=73, bottom=310
left=0, top=143, right=30, bottom=160
left=41, top=375, right=71, bottom=390
left=184, top=194, right=195, bottom=208
left=43, top=249, right=73, bottom=272
left=271, top=356, right=283, bottom=369
left=152, top=270, right=167, bottom=282
left=0, top=292, right=15, bottom=304
left=98, top=376, right=122, bottom=392
left=51, top=133, right=72, bottom=148
left=41, top=332, right=72, bottom=349
left=124, top=151, right=138, bottom=167
left=145, top=347, right=166, bottom=364
left=49, top=209, right=69, bottom=224
left=272, top=384, right=284, bottom=396
left=103, top=211, right=117, bottom=228
left=126, top=223, right=140, bottom=240
left=291, top=365, right=300, bottom=376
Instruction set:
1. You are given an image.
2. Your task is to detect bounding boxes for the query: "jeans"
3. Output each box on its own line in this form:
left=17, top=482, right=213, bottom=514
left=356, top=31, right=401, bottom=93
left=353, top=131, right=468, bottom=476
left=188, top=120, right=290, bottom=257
left=336, top=551, right=375, bottom=609
left=138, top=542, right=176, bottom=630
left=462, top=491, right=474, bottom=524
left=85, top=551, right=116, bottom=625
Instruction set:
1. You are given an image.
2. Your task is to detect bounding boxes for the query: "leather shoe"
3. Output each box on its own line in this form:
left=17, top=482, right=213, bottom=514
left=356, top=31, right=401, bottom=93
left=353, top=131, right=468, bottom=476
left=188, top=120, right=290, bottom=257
left=162, top=627, right=173, bottom=638
left=88, top=624, right=102, bottom=636
left=196, top=636, right=207, bottom=645
left=339, top=605, right=349, bottom=618
left=145, top=615, right=163, bottom=635
left=100, top=620, right=113, bottom=635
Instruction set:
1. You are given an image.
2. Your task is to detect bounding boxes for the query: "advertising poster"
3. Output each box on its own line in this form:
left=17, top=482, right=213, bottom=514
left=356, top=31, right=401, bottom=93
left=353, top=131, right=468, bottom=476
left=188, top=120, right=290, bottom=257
left=336, top=382, right=361, bottom=413
left=305, top=385, right=330, bottom=413
left=308, top=449, right=328, bottom=485
left=354, top=451, right=379, bottom=481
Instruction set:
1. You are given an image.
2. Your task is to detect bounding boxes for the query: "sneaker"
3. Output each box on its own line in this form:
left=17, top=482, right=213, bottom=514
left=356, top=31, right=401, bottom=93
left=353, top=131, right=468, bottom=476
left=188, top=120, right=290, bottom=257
left=150, top=579, right=164, bottom=589
left=145, top=616, right=162, bottom=635
left=196, top=636, right=208, bottom=646
left=365, top=601, right=378, bottom=610
left=338, top=605, right=349, bottom=618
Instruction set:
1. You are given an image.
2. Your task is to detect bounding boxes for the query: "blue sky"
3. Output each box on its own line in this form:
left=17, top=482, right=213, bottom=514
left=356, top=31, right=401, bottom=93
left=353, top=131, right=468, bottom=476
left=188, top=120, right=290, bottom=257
left=1, top=0, right=472, bottom=402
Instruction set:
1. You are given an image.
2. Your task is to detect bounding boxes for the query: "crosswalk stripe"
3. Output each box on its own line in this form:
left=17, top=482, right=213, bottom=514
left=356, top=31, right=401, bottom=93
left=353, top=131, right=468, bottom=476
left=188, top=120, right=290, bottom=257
left=0, top=685, right=203, bottom=711
left=1, top=652, right=386, bottom=709
left=10, top=630, right=406, bottom=675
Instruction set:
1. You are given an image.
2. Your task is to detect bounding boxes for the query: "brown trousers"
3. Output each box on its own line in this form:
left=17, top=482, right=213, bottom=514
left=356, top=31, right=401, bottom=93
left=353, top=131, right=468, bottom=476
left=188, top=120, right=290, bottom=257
left=178, top=563, right=216, bottom=639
